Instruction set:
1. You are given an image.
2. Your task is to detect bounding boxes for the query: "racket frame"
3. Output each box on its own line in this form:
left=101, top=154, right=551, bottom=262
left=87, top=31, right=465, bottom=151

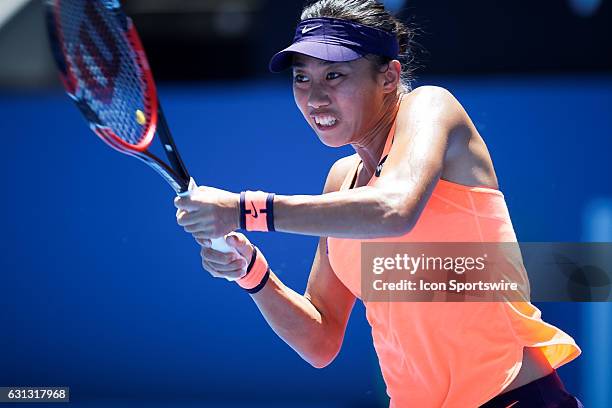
left=46, top=0, right=237, bottom=254
left=45, top=0, right=191, bottom=193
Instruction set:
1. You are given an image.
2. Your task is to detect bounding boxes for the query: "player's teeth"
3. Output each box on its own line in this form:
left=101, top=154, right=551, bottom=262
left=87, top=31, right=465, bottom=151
left=315, top=116, right=337, bottom=126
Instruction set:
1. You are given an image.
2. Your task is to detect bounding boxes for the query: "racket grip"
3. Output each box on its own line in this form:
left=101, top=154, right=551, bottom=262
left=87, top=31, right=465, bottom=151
left=210, top=237, right=235, bottom=253
left=178, top=178, right=238, bottom=254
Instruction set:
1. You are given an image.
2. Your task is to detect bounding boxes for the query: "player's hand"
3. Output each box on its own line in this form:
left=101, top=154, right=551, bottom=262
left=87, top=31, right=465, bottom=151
left=196, top=232, right=255, bottom=281
left=174, top=185, right=239, bottom=238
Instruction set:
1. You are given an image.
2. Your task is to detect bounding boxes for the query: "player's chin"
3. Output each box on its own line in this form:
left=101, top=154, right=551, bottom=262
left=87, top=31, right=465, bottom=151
left=312, top=125, right=345, bottom=147
left=316, top=134, right=345, bottom=148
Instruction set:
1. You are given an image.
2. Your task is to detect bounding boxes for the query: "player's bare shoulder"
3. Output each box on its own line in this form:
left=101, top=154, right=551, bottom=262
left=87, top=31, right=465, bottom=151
left=398, top=85, right=469, bottom=130
left=402, top=86, right=498, bottom=188
left=323, top=154, right=360, bottom=194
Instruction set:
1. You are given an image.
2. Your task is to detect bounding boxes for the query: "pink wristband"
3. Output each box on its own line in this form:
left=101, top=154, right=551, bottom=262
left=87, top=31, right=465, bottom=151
left=240, top=190, right=275, bottom=232
left=237, top=246, right=270, bottom=293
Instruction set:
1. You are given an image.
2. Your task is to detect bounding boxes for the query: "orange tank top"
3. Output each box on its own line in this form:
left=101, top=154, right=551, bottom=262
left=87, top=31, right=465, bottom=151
left=326, top=123, right=580, bottom=407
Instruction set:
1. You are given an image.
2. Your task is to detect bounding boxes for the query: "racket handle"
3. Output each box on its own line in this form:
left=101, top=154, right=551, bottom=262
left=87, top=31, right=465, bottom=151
left=178, top=178, right=238, bottom=254
left=210, top=237, right=237, bottom=253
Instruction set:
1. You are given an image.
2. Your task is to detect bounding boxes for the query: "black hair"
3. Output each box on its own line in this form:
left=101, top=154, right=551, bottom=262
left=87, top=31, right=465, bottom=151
left=300, top=0, right=418, bottom=92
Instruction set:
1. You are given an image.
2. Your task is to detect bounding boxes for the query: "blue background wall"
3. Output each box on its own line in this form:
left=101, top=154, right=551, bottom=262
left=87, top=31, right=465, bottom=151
left=1, top=76, right=611, bottom=406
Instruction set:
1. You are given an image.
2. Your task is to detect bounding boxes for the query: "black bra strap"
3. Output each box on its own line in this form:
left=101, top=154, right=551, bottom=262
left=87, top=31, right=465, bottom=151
left=349, top=160, right=361, bottom=189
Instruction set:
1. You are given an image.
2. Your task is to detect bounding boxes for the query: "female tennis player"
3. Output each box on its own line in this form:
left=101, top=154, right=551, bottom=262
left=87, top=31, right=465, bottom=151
left=175, top=0, right=582, bottom=406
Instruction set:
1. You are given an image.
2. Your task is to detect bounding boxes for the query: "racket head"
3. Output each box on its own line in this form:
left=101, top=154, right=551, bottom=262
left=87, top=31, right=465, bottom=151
left=45, top=0, right=158, bottom=153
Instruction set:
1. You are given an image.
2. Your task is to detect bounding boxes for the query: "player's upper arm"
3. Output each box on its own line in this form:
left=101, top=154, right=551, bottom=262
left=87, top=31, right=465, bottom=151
left=375, top=86, right=467, bottom=232
left=303, top=156, right=357, bottom=356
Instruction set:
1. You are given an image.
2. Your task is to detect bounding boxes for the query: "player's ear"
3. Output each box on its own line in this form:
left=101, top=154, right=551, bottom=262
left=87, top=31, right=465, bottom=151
left=382, top=60, right=401, bottom=93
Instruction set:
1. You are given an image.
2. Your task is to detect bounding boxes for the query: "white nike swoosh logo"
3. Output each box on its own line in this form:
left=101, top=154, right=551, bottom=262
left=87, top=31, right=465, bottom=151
left=302, top=25, right=322, bottom=34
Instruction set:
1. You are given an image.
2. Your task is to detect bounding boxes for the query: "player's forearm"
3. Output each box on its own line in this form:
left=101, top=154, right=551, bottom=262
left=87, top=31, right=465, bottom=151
left=249, top=271, right=342, bottom=368
left=273, top=186, right=414, bottom=238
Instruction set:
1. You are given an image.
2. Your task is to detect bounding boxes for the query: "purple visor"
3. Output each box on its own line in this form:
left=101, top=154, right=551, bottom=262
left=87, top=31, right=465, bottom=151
left=269, top=17, right=399, bottom=73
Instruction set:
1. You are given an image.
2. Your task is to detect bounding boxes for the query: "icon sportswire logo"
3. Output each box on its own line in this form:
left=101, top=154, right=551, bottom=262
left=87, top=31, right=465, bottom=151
left=302, top=24, right=322, bottom=34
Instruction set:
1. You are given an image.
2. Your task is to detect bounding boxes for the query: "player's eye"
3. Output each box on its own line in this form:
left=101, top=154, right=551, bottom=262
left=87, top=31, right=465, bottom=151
left=293, top=73, right=309, bottom=83
left=326, top=72, right=343, bottom=80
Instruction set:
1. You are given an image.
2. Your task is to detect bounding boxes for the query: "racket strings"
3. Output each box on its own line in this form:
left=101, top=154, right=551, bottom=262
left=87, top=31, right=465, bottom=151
left=57, top=0, right=153, bottom=147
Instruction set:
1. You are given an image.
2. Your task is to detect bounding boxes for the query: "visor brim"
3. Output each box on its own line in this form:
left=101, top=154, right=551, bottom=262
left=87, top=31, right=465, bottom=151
left=268, top=40, right=362, bottom=73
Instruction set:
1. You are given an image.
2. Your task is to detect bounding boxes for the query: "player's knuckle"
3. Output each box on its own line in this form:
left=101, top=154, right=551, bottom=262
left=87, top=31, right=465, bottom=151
left=203, top=264, right=219, bottom=277
left=184, top=224, right=198, bottom=233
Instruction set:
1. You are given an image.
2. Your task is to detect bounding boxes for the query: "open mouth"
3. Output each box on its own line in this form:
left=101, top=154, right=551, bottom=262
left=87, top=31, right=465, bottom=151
left=312, top=114, right=338, bottom=131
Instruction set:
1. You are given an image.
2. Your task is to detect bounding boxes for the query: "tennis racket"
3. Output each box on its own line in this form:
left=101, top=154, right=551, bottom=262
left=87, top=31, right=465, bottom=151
left=45, top=0, right=235, bottom=253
